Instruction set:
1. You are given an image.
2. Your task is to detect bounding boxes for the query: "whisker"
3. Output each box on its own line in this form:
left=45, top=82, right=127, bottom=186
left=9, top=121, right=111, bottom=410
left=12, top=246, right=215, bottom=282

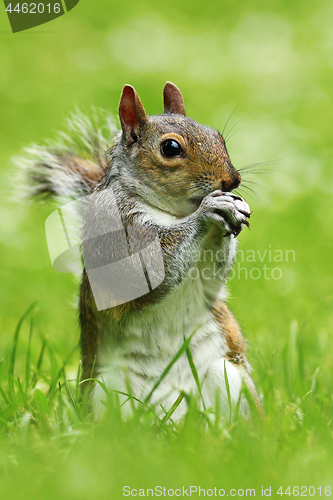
left=224, top=117, right=246, bottom=143
left=238, top=184, right=260, bottom=202
left=241, top=168, right=284, bottom=177
left=239, top=184, right=256, bottom=194
left=221, top=99, right=245, bottom=138
left=235, top=187, right=258, bottom=203
left=239, top=159, right=278, bottom=171
left=239, top=155, right=292, bottom=173
left=224, top=125, right=244, bottom=144
left=241, top=179, right=265, bottom=189
left=242, top=179, right=268, bottom=195
left=239, top=165, right=275, bottom=173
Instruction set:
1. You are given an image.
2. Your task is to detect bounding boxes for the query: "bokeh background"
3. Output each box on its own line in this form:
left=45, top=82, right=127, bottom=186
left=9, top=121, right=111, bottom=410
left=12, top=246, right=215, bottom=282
left=1, top=0, right=333, bottom=495
left=1, top=0, right=333, bottom=369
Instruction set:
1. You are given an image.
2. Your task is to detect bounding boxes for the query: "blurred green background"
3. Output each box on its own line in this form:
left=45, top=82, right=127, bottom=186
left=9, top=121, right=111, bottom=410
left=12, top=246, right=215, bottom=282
left=1, top=0, right=333, bottom=368
left=1, top=0, right=333, bottom=497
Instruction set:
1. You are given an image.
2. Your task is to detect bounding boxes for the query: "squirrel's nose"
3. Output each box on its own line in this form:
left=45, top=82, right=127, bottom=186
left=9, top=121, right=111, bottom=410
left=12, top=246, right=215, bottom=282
left=222, top=174, right=241, bottom=192
left=219, top=166, right=241, bottom=192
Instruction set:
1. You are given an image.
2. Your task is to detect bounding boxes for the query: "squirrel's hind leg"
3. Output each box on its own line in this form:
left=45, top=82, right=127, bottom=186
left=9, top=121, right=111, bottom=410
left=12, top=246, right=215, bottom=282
left=209, top=300, right=263, bottom=419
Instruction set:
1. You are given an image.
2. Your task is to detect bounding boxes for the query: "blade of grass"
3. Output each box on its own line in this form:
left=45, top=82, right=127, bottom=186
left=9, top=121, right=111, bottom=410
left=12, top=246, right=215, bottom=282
left=31, top=334, right=48, bottom=387
left=310, top=367, right=320, bottom=403
left=224, top=360, right=232, bottom=423
left=9, top=302, right=38, bottom=395
left=184, top=339, right=206, bottom=411
left=139, top=322, right=205, bottom=415
left=82, top=355, right=97, bottom=408
left=16, top=376, right=28, bottom=408
left=33, top=388, right=49, bottom=432
left=0, top=384, right=10, bottom=406
left=46, top=344, right=79, bottom=406
left=124, top=372, right=136, bottom=416
left=48, top=368, right=63, bottom=405
left=161, top=393, right=184, bottom=424
left=75, top=360, right=82, bottom=403
left=25, top=317, right=34, bottom=392
left=214, top=388, right=221, bottom=432
left=64, top=377, right=83, bottom=420
left=0, top=359, right=3, bottom=385
left=80, top=378, right=149, bottom=409
left=57, top=382, right=64, bottom=431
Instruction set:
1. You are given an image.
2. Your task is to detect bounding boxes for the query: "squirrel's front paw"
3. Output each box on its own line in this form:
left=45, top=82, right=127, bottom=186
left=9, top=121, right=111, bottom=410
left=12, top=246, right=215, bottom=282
left=199, top=190, right=251, bottom=237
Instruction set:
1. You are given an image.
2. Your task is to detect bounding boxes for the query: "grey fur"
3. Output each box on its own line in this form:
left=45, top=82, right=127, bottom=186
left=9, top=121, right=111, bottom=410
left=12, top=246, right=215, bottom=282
left=13, top=108, right=118, bottom=205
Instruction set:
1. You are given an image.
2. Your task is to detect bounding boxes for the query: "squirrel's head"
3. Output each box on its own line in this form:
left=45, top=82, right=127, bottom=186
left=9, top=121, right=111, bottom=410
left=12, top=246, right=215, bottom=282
left=116, top=82, right=241, bottom=218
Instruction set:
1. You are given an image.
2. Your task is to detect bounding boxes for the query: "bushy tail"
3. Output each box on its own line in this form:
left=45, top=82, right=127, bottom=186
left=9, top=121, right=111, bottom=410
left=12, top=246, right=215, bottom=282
left=15, top=108, right=118, bottom=205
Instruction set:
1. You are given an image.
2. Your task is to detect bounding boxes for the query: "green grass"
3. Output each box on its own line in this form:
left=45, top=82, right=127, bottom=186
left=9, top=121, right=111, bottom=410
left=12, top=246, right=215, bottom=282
left=1, top=301, right=333, bottom=498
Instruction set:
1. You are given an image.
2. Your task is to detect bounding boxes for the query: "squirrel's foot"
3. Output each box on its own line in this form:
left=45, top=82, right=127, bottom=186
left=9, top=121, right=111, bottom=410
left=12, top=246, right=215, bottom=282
left=199, top=190, right=251, bottom=237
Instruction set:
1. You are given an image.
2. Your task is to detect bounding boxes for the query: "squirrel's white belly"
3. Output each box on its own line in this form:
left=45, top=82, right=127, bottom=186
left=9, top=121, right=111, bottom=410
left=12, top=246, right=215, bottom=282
left=91, top=249, right=244, bottom=420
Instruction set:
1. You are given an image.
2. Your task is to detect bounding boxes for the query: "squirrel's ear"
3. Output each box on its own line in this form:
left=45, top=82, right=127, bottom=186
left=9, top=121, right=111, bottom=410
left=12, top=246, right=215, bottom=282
left=119, top=85, right=148, bottom=145
left=163, top=82, right=186, bottom=116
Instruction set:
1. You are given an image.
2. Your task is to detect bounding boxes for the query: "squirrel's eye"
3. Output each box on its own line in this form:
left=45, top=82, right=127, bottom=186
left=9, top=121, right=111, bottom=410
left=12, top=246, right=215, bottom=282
left=160, top=139, right=183, bottom=158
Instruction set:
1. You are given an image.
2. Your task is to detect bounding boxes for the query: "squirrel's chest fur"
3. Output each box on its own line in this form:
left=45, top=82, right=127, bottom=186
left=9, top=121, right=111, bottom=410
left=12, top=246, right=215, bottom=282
left=91, top=233, right=244, bottom=419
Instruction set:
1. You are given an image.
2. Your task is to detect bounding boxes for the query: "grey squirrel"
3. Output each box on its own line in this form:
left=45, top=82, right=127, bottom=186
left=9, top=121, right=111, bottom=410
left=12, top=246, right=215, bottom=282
left=21, top=82, right=262, bottom=420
